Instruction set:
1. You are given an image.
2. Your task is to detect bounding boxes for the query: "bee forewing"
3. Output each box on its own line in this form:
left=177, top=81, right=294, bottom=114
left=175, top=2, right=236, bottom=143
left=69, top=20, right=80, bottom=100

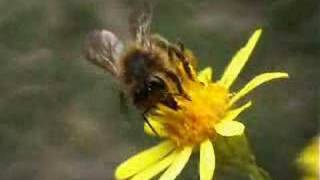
left=84, top=29, right=124, bottom=77
left=129, top=2, right=152, bottom=47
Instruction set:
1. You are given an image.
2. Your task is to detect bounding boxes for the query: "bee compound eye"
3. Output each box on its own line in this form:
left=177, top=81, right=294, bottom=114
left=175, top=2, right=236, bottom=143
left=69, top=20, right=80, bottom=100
left=148, top=76, right=166, bottom=89
left=150, top=80, right=165, bottom=90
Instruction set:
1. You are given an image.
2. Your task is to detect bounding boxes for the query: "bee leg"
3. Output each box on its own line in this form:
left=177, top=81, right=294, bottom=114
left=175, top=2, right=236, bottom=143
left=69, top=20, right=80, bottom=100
left=161, top=94, right=180, bottom=110
left=164, top=71, right=191, bottom=101
left=150, top=34, right=170, bottom=50
left=119, top=91, right=129, bottom=114
left=143, top=110, right=160, bottom=137
left=176, top=40, right=185, bottom=52
left=168, top=47, right=194, bottom=81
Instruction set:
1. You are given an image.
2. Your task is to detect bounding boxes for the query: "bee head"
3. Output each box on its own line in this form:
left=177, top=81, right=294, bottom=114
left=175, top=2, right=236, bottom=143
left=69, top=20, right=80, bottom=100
left=132, top=75, right=167, bottom=109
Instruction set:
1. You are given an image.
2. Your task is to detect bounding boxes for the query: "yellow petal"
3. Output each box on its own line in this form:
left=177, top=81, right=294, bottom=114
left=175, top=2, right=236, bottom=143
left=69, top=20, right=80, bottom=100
left=115, top=140, right=175, bottom=179
left=222, top=101, right=252, bottom=121
left=144, top=119, right=168, bottom=137
left=215, top=121, right=245, bottom=136
left=159, top=146, right=193, bottom=180
left=197, top=67, right=213, bottom=85
left=131, top=151, right=177, bottom=180
left=219, top=29, right=262, bottom=89
left=229, top=72, right=289, bottom=105
left=200, top=139, right=215, bottom=180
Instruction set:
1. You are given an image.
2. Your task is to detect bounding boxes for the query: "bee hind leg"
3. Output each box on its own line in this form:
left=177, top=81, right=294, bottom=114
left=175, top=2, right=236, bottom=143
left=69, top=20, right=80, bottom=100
left=176, top=40, right=185, bottom=52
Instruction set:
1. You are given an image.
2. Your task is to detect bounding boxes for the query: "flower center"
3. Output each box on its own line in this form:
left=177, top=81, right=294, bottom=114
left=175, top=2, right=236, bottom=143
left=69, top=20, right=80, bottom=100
left=158, top=81, right=229, bottom=147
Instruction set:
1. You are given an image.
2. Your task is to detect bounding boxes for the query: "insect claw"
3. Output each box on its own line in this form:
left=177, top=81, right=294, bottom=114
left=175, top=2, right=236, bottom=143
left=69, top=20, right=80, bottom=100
left=182, top=92, right=191, bottom=101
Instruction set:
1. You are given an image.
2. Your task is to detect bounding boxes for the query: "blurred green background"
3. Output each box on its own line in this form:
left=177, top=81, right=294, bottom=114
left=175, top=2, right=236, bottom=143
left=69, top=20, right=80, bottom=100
left=0, top=0, right=319, bottom=179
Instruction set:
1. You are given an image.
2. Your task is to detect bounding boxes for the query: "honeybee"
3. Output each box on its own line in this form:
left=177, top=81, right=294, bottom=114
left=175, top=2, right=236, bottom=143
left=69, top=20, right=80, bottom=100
left=84, top=5, right=197, bottom=132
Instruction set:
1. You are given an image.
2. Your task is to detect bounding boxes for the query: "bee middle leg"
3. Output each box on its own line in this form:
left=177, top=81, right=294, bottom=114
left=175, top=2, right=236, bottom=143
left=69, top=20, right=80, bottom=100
left=164, top=71, right=190, bottom=100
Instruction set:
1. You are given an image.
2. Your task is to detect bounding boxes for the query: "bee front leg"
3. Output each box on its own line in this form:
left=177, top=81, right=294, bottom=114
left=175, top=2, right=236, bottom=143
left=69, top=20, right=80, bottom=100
left=119, top=91, right=129, bottom=114
left=143, top=109, right=160, bottom=137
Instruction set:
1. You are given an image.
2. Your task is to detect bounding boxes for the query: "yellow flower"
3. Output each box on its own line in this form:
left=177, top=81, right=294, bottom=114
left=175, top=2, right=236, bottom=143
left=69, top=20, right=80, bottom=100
left=115, top=29, right=289, bottom=180
left=297, top=137, right=320, bottom=180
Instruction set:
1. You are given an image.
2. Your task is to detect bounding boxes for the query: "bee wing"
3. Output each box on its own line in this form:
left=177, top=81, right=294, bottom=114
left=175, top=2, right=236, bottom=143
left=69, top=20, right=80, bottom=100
left=84, top=30, right=124, bottom=77
left=129, top=2, right=153, bottom=47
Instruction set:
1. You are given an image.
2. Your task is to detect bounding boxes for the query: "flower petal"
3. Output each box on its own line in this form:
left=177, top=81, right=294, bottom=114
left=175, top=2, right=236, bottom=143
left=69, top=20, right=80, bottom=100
left=115, top=140, right=175, bottom=179
left=131, top=151, right=178, bottom=180
left=159, top=146, right=193, bottom=180
left=200, top=139, right=215, bottom=180
left=197, top=67, right=213, bottom=85
left=219, top=29, right=262, bottom=89
left=215, top=121, right=245, bottom=136
left=229, top=72, right=289, bottom=105
left=222, top=101, right=252, bottom=121
left=144, top=119, right=168, bottom=137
